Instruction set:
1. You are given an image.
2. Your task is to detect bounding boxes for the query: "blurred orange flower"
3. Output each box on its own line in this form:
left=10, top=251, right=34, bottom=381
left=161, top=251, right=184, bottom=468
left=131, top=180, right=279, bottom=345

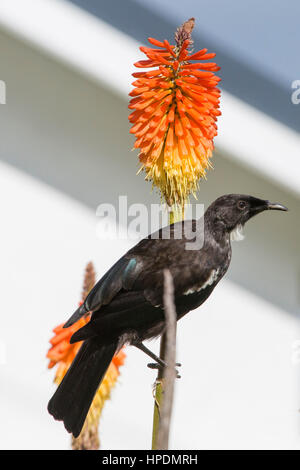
left=129, top=18, right=221, bottom=206
left=47, top=262, right=126, bottom=449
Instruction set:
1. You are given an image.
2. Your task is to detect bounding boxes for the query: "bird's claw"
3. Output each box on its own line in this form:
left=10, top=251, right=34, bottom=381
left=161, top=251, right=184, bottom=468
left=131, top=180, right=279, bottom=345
left=147, top=362, right=181, bottom=378
left=147, top=362, right=160, bottom=369
left=147, top=362, right=181, bottom=368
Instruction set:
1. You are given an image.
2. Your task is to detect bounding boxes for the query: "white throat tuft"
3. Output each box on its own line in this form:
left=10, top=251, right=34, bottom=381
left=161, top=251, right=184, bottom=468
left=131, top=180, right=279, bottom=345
left=230, top=224, right=245, bottom=242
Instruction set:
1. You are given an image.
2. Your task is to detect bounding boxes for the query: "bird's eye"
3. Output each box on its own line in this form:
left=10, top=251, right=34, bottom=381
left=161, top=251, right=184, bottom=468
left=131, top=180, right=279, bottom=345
left=237, top=200, right=246, bottom=210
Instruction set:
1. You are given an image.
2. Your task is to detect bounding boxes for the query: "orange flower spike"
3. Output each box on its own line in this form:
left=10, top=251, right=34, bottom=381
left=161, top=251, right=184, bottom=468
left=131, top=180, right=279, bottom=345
left=47, top=262, right=126, bottom=450
left=129, top=17, right=221, bottom=206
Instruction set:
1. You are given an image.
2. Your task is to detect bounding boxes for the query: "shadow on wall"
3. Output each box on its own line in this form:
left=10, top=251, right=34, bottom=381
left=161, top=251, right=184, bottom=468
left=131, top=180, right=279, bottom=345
left=0, top=29, right=299, bottom=317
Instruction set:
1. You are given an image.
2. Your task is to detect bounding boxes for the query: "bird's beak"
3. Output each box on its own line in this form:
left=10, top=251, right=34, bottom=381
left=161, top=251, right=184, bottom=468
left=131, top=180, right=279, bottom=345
left=266, top=201, right=288, bottom=212
left=249, top=200, right=288, bottom=219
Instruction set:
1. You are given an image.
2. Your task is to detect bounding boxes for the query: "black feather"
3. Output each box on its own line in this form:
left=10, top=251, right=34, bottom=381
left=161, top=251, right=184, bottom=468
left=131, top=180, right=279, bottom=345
left=49, top=194, right=288, bottom=437
left=70, top=291, right=164, bottom=344
left=47, top=338, right=117, bottom=437
left=64, top=257, right=140, bottom=328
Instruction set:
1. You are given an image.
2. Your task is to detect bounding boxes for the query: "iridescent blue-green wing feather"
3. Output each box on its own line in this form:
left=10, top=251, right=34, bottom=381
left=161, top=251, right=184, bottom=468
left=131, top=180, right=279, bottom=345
left=63, top=256, right=140, bottom=328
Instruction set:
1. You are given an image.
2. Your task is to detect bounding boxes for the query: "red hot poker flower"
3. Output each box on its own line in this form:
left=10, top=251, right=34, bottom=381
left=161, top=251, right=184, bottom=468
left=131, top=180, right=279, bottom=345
left=129, top=18, right=221, bottom=206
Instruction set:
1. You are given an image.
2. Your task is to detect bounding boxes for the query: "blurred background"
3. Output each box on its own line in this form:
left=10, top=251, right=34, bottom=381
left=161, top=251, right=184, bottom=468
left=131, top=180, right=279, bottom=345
left=0, top=0, right=299, bottom=450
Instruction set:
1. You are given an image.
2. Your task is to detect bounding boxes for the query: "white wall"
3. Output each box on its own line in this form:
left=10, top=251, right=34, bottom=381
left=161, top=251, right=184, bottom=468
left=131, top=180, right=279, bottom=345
left=0, top=29, right=300, bottom=449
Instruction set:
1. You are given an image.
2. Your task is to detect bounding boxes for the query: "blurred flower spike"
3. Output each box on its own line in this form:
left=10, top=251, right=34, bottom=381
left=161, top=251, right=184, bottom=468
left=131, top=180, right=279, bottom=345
left=47, top=262, right=126, bottom=450
left=129, top=18, right=221, bottom=206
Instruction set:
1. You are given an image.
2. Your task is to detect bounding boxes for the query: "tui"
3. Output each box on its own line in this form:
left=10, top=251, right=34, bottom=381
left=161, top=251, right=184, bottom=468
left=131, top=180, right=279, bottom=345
left=48, top=194, right=287, bottom=437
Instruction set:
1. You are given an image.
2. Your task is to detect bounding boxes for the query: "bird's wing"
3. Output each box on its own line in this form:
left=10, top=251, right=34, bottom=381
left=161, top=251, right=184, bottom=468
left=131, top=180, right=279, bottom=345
left=68, top=223, right=224, bottom=343
left=70, top=290, right=163, bottom=343
left=64, top=217, right=211, bottom=328
left=63, top=256, right=142, bottom=328
left=70, top=254, right=218, bottom=344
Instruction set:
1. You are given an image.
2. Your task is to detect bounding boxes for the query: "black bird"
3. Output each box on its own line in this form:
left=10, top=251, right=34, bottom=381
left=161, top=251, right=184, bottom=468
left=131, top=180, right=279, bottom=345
left=48, top=194, right=287, bottom=436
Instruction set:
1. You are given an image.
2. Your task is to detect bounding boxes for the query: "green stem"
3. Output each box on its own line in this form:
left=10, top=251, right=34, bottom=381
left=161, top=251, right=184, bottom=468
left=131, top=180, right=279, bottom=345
left=151, top=205, right=183, bottom=450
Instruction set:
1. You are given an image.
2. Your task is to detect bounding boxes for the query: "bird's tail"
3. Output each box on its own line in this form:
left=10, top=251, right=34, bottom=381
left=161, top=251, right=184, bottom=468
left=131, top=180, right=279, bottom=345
left=48, top=337, right=118, bottom=437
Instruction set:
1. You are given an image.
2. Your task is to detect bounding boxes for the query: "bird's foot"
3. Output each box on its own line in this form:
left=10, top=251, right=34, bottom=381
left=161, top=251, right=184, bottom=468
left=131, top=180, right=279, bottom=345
left=147, top=361, right=181, bottom=379
left=133, top=341, right=181, bottom=377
